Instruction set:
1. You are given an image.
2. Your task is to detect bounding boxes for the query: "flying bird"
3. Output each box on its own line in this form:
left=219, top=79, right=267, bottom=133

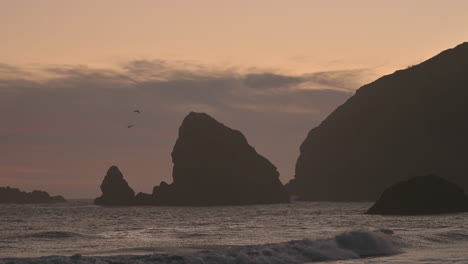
left=133, top=110, right=141, bottom=114
left=127, top=125, right=134, bottom=128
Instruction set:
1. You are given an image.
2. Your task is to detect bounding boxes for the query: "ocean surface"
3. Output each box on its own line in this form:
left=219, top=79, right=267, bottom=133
left=0, top=200, right=467, bottom=264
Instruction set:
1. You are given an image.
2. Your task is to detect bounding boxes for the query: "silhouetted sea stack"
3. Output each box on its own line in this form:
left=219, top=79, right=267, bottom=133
left=366, top=175, right=468, bottom=215
left=153, top=112, right=289, bottom=205
left=94, top=166, right=136, bottom=205
left=290, top=42, right=468, bottom=201
left=0, top=187, right=66, bottom=204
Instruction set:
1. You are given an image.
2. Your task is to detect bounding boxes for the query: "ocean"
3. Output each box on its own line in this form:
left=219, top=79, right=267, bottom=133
left=0, top=200, right=467, bottom=263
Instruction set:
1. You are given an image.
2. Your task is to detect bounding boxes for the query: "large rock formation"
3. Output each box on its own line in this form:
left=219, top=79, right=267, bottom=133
left=0, top=187, right=66, bottom=204
left=290, top=42, right=468, bottom=201
left=94, top=166, right=136, bottom=205
left=153, top=112, right=289, bottom=205
left=367, top=175, right=468, bottom=215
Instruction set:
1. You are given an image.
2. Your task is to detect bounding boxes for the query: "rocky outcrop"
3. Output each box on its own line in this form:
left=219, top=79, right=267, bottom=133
left=290, top=42, right=468, bottom=201
left=153, top=112, right=289, bottom=205
left=367, top=175, right=468, bottom=215
left=94, top=113, right=290, bottom=206
left=134, top=192, right=155, bottom=205
left=0, top=187, right=66, bottom=204
left=94, top=166, right=136, bottom=205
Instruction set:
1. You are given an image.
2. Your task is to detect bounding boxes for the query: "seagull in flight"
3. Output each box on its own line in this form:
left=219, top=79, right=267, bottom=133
left=133, top=110, right=141, bottom=114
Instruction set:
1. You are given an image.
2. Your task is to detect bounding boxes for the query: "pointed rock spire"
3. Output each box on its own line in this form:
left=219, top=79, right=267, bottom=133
left=94, top=166, right=135, bottom=205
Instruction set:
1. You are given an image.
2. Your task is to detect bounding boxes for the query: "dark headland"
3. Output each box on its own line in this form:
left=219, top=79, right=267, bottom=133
left=288, top=42, right=468, bottom=201
left=367, top=175, right=468, bottom=215
left=0, top=186, right=66, bottom=204
left=94, top=112, right=289, bottom=206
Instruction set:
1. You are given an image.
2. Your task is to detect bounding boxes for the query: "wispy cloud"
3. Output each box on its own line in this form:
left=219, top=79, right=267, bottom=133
left=0, top=167, right=52, bottom=174
left=0, top=60, right=371, bottom=115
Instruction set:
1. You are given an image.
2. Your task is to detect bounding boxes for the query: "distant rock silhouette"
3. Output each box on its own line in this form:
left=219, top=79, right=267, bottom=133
left=94, top=166, right=135, bottom=205
left=153, top=112, right=289, bottom=205
left=134, top=192, right=155, bottom=205
left=290, top=42, right=468, bottom=201
left=367, top=175, right=468, bottom=215
left=0, top=186, right=65, bottom=204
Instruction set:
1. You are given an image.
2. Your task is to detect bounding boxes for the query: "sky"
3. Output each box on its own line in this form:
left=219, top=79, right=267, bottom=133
left=1, top=0, right=468, bottom=198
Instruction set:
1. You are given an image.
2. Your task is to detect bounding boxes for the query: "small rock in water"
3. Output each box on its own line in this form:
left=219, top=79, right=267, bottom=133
left=367, top=174, right=468, bottom=215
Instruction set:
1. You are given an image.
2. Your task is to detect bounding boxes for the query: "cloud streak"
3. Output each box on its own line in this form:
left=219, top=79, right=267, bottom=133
left=0, top=60, right=373, bottom=198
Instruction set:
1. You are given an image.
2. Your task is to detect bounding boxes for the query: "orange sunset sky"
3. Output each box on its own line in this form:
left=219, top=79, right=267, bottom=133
left=1, top=0, right=468, bottom=198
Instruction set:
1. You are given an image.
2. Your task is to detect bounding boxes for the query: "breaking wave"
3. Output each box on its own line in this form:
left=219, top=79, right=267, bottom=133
left=0, top=230, right=401, bottom=264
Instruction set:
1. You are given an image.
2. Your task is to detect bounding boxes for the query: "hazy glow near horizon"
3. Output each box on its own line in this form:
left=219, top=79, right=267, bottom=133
left=1, top=0, right=468, bottom=198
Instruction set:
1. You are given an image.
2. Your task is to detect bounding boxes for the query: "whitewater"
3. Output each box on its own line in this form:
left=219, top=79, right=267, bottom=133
left=0, top=200, right=467, bottom=264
